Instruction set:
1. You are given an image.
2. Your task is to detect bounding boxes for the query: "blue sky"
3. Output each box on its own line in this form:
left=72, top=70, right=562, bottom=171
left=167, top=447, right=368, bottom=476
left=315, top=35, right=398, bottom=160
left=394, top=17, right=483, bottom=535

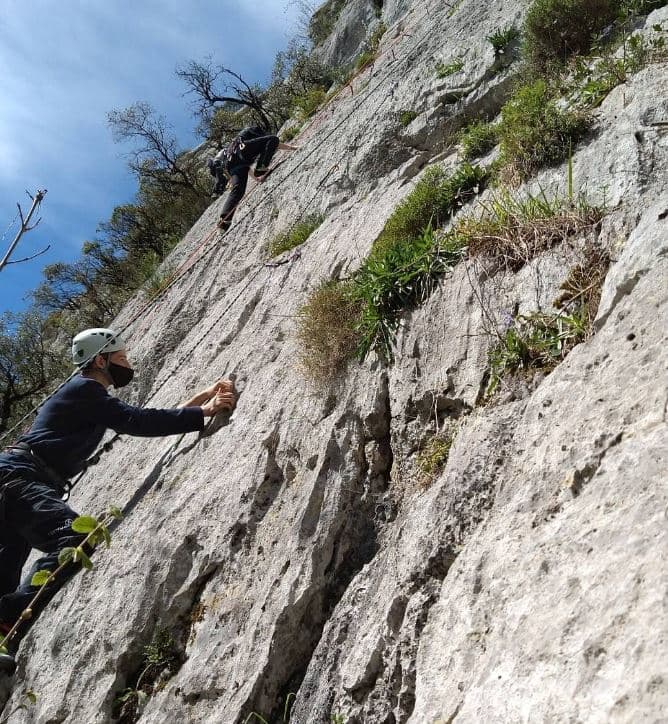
left=0, top=0, right=300, bottom=314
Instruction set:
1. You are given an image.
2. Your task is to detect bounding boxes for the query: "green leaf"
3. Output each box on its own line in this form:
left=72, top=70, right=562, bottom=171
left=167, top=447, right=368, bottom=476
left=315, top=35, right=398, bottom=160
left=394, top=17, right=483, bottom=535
left=31, top=570, right=52, bottom=587
left=24, top=690, right=38, bottom=705
left=0, top=641, right=8, bottom=655
left=71, top=516, right=98, bottom=533
left=101, top=526, right=112, bottom=548
left=76, top=547, right=94, bottom=570
left=108, top=505, right=123, bottom=520
left=58, top=547, right=76, bottom=565
left=117, top=688, right=137, bottom=704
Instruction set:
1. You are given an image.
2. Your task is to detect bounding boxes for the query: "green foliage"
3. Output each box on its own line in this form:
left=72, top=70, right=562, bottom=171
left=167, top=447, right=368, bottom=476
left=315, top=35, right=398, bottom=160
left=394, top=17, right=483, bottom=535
left=115, top=628, right=181, bottom=723
left=281, top=124, right=302, bottom=142
left=0, top=310, right=70, bottom=434
left=353, top=227, right=467, bottom=361
left=570, top=25, right=668, bottom=108
left=417, top=432, right=454, bottom=486
left=523, top=0, right=622, bottom=71
left=292, top=87, right=328, bottom=120
left=376, top=163, right=487, bottom=252
left=399, top=110, right=419, bottom=127
left=498, top=79, right=590, bottom=182
left=436, top=59, right=464, bottom=78
left=356, top=21, right=387, bottom=69
left=297, top=280, right=364, bottom=383
left=461, top=189, right=604, bottom=271
left=487, top=26, right=520, bottom=53
left=486, top=309, right=589, bottom=396
left=459, top=120, right=498, bottom=159
left=268, top=214, right=324, bottom=258
left=309, top=0, right=347, bottom=45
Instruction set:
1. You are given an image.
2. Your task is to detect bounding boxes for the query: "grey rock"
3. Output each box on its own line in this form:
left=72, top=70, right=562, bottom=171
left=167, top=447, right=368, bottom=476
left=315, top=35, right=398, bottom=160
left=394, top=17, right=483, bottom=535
left=1, top=2, right=667, bottom=723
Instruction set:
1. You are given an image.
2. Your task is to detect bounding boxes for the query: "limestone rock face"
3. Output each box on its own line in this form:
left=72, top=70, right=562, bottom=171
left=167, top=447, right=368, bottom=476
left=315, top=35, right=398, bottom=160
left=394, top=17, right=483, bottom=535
left=2, top=2, right=667, bottom=723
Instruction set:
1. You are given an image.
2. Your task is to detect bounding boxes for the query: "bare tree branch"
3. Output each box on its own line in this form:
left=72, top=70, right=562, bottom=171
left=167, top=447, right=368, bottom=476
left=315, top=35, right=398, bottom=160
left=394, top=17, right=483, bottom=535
left=5, top=244, right=51, bottom=265
left=0, top=189, right=48, bottom=273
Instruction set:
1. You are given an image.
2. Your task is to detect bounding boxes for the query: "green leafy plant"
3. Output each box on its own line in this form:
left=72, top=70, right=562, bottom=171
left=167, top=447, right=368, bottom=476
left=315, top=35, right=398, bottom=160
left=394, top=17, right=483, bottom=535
left=353, top=226, right=467, bottom=361
left=280, top=124, right=302, bottom=143
left=523, top=0, right=622, bottom=71
left=292, top=87, right=328, bottom=120
left=0, top=507, right=123, bottom=657
left=569, top=26, right=667, bottom=108
left=399, top=110, right=419, bottom=127
left=376, top=162, right=487, bottom=253
left=417, top=432, right=455, bottom=487
left=498, top=79, right=590, bottom=183
left=356, top=21, right=387, bottom=70
left=459, top=120, right=498, bottom=160
left=268, top=213, right=324, bottom=258
left=461, top=189, right=604, bottom=272
left=487, top=26, right=520, bottom=54
left=486, top=310, right=589, bottom=396
left=115, top=628, right=182, bottom=723
left=485, top=242, right=610, bottom=398
left=436, top=59, right=464, bottom=78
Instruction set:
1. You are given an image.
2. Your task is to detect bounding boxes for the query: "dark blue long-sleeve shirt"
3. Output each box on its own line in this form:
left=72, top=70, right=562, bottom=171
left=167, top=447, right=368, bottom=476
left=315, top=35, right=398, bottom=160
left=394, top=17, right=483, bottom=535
left=0, top=375, right=204, bottom=480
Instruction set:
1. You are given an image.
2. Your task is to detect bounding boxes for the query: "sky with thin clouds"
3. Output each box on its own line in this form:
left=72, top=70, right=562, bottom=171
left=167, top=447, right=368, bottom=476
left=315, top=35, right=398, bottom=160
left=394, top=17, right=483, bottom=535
left=0, top=0, right=301, bottom=313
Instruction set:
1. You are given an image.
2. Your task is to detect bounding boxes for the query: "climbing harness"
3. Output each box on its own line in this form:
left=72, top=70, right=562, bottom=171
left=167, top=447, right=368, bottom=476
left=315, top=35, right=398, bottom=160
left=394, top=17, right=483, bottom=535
left=0, top=0, right=442, bottom=477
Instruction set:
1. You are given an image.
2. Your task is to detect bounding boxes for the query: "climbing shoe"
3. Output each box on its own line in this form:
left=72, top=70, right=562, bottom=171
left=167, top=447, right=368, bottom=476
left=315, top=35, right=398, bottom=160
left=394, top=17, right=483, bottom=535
left=217, top=218, right=232, bottom=232
left=0, top=653, right=16, bottom=676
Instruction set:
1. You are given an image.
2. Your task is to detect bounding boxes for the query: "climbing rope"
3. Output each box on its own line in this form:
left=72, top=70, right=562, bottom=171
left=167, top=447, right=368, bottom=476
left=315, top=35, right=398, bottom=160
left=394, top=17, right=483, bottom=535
left=0, top=0, right=443, bottom=457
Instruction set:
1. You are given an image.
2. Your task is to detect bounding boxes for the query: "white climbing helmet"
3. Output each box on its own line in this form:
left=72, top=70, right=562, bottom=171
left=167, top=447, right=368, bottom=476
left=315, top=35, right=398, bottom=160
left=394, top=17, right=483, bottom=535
left=71, top=328, right=126, bottom=367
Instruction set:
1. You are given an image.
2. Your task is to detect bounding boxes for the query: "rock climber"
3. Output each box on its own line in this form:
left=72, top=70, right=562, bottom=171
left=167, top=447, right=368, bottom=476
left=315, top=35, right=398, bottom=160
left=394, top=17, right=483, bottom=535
left=0, top=328, right=236, bottom=675
left=212, top=125, right=299, bottom=232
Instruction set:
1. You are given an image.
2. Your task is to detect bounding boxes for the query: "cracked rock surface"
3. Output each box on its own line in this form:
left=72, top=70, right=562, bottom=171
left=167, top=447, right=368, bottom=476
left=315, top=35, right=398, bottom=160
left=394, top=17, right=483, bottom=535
left=1, top=1, right=667, bottom=722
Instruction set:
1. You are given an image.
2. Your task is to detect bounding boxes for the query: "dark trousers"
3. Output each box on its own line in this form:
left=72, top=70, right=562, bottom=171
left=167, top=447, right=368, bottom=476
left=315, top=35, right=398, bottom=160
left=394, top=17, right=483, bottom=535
left=0, top=472, right=87, bottom=635
left=219, top=135, right=279, bottom=225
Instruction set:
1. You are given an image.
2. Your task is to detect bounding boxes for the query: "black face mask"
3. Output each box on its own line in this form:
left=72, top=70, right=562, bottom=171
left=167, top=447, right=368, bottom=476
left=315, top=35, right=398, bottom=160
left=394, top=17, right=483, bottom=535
left=107, top=362, right=135, bottom=388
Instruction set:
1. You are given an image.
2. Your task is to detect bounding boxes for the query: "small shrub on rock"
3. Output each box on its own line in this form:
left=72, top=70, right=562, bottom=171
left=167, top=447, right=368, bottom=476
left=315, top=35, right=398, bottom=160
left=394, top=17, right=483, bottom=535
left=292, top=87, right=328, bottom=120
left=354, top=227, right=467, bottom=360
left=399, top=110, right=419, bottom=127
left=459, top=120, right=498, bottom=160
left=498, top=79, right=590, bottom=182
left=524, top=0, right=622, bottom=71
left=297, top=280, right=364, bottom=383
left=487, top=26, right=521, bottom=54
left=462, top=190, right=604, bottom=272
left=376, top=162, right=487, bottom=252
left=417, top=431, right=455, bottom=487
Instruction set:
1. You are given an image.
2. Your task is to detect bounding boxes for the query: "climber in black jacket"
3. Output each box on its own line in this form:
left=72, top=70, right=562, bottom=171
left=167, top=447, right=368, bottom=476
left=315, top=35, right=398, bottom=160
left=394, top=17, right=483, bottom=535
left=214, top=125, right=299, bottom=232
left=0, top=327, right=236, bottom=675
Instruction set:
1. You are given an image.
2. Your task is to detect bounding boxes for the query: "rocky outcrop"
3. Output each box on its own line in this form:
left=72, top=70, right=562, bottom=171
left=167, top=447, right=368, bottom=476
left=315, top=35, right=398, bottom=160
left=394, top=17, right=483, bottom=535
left=1, top=1, right=666, bottom=722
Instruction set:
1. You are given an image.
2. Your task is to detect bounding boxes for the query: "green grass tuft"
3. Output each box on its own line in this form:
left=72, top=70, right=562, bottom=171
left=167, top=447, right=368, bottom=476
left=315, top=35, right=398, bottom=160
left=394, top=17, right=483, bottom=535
left=498, top=79, right=590, bottom=183
left=461, top=189, right=604, bottom=272
left=268, top=214, right=324, bottom=258
left=459, top=120, right=498, bottom=160
left=296, top=280, right=364, bottom=384
left=487, top=26, right=520, bottom=53
left=436, top=59, right=464, bottom=78
left=353, top=226, right=467, bottom=360
left=376, top=162, right=488, bottom=252
left=399, top=110, right=419, bottom=127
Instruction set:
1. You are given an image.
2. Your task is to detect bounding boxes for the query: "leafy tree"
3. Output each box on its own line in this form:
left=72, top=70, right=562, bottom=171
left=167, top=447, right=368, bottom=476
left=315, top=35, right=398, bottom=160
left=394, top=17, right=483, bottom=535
left=0, top=311, right=69, bottom=435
